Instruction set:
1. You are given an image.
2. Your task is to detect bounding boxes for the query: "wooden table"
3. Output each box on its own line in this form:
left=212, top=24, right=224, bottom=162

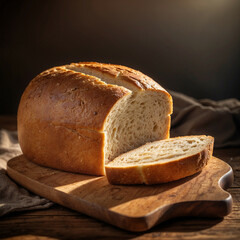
left=1, top=116, right=240, bottom=240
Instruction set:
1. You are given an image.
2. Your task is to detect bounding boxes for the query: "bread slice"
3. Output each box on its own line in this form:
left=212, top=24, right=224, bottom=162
left=18, top=62, right=172, bottom=175
left=105, top=135, right=214, bottom=185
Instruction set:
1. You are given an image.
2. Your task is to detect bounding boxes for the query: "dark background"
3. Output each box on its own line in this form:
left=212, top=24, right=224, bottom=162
left=1, top=0, right=240, bottom=114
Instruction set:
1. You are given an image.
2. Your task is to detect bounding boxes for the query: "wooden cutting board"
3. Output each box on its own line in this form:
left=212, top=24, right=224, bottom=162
left=7, top=155, right=233, bottom=232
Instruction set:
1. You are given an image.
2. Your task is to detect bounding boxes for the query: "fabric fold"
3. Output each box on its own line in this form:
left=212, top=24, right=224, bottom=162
left=0, top=129, right=53, bottom=217
left=170, top=91, right=240, bottom=148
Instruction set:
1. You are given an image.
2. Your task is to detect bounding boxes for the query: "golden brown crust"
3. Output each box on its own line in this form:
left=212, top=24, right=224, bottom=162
left=18, top=66, right=130, bottom=175
left=70, top=62, right=170, bottom=92
left=18, top=62, right=172, bottom=176
left=21, top=67, right=130, bottom=131
left=18, top=120, right=105, bottom=175
left=105, top=137, right=214, bottom=185
left=69, top=62, right=173, bottom=116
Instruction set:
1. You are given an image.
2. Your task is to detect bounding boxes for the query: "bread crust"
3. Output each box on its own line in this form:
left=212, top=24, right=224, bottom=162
left=18, top=62, right=172, bottom=175
left=69, top=62, right=170, bottom=92
left=69, top=62, right=173, bottom=116
left=18, top=66, right=129, bottom=175
left=105, top=137, right=214, bottom=185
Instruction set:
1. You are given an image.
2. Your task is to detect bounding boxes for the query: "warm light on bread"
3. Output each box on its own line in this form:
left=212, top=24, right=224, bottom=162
left=17, top=62, right=172, bottom=175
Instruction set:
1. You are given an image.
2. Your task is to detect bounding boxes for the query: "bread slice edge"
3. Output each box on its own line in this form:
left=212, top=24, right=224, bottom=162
left=105, top=136, right=214, bottom=185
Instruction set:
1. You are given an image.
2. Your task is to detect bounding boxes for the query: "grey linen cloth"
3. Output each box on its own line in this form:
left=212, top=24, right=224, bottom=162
left=170, top=91, right=240, bottom=148
left=0, top=91, right=239, bottom=217
left=0, top=129, right=53, bottom=216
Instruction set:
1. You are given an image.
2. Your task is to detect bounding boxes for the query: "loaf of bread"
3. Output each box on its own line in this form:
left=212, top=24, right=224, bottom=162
left=18, top=62, right=173, bottom=175
left=105, top=135, right=214, bottom=184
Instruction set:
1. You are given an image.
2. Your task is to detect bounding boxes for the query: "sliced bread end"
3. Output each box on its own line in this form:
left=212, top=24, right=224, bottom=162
left=105, top=135, right=214, bottom=185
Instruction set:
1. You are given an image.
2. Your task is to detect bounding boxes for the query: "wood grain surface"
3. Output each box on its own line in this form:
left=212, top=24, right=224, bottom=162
left=6, top=154, right=233, bottom=232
